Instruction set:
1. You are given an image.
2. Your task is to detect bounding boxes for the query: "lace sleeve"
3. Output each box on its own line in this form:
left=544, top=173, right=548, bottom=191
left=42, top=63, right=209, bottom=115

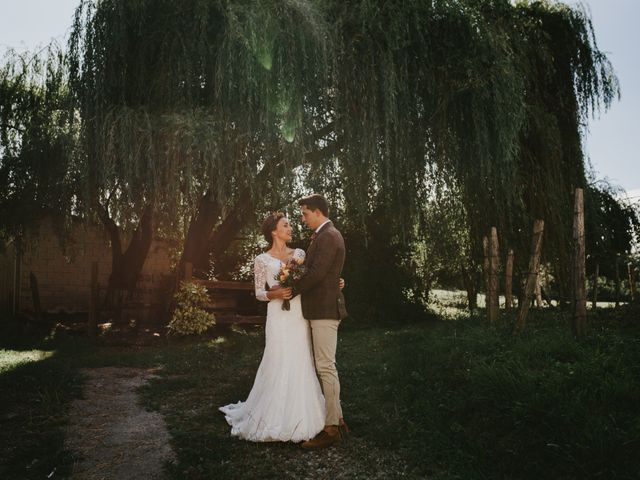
left=254, top=255, right=270, bottom=302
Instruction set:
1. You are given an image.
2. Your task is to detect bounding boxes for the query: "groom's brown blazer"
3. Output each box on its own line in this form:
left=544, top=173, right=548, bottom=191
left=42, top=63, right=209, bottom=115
left=296, top=221, right=348, bottom=320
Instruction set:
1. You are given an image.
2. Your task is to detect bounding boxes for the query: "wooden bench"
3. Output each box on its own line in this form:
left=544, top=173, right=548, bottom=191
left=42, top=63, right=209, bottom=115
left=184, top=263, right=265, bottom=325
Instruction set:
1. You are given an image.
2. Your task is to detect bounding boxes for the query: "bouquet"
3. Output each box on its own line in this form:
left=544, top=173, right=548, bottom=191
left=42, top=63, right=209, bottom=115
left=274, top=256, right=306, bottom=310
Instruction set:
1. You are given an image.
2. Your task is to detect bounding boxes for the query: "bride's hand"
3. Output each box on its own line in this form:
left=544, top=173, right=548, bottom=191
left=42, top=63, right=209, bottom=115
left=268, top=285, right=292, bottom=300
left=339, top=278, right=345, bottom=290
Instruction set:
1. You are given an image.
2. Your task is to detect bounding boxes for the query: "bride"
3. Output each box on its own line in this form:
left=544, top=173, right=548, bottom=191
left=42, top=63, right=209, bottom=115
left=219, top=212, right=328, bottom=442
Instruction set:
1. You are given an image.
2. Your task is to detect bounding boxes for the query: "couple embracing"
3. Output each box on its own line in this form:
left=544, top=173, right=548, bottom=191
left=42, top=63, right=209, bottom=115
left=219, top=194, right=349, bottom=449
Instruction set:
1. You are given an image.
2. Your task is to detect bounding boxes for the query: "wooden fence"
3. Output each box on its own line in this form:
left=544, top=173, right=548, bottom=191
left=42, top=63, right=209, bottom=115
left=184, top=262, right=265, bottom=325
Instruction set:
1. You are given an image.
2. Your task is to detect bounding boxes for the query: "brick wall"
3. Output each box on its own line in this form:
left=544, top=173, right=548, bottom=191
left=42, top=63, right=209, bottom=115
left=17, top=217, right=173, bottom=314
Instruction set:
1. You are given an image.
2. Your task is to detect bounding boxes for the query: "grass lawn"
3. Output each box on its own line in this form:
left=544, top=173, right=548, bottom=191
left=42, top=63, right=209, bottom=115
left=1, top=301, right=639, bottom=479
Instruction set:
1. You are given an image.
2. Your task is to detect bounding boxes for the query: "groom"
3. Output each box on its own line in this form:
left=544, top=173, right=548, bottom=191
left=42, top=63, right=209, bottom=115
left=296, top=194, right=348, bottom=449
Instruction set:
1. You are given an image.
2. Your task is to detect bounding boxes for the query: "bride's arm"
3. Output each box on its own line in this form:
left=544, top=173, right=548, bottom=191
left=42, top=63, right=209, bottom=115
left=254, top=256, right=270, bottom=302
left=254, top=256, right=292, bottom=301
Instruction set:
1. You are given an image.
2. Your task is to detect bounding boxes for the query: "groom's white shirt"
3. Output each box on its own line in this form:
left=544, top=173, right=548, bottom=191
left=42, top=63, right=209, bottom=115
left=315, top=219, right=331, bottom=234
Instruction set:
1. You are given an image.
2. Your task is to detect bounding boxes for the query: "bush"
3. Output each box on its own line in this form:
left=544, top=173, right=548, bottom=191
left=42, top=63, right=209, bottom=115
left=167, top=281, right=216, bottom=335
left=586, top=276, right=632, bottom=302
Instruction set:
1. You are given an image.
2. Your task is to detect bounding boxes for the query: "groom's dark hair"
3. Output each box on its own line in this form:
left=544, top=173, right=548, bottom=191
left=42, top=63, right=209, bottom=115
left=298, top=194, right=329, bottom=217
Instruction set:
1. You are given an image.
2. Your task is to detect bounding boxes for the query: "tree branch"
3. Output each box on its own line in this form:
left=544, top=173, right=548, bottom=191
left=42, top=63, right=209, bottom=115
left=208, top=140, right=342, bottom=263
left=94, top=201, right=122, bottom=260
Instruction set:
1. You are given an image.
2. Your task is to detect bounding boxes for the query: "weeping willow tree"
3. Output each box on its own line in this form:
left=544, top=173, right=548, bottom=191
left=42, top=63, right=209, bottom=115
left=502, top=1, right=619, bottom=304
left=64, top=0, right=618, bottom=313
left=0, top=45, right=79, bottom=251
left=312, top=0, right=617, bottom=311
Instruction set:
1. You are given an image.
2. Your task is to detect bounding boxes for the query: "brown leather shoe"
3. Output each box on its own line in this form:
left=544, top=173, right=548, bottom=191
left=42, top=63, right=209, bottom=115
left=339, top=418, right=350, bottom=437
left=301, top=429, right=342, bottom=450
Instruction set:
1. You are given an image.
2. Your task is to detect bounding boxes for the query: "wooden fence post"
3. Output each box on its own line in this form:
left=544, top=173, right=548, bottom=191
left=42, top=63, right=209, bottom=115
left=88, top=262, right=98, bottom=341
left=488, top=227, right=500, bottom=323
left=514, top=219, right=544, bottom=334
left=505, top=249, right=514, bottom=311
left=572, top=188, right=587, bottom=336
left=591, top=263, right=599, bottom=310
left=483, top=236, right=489, bottom=310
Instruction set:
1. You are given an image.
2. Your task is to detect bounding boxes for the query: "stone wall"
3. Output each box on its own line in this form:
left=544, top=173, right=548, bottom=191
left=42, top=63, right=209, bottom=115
left=16, top=217, right=173, bottom=314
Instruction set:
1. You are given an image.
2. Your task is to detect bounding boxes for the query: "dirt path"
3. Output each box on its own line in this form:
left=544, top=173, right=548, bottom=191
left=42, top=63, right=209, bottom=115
left=64, top=367, right=175, bottom=480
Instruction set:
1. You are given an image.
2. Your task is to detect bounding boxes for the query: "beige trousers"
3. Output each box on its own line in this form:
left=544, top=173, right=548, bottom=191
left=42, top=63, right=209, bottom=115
left=309, top=319, right=343, bottom=426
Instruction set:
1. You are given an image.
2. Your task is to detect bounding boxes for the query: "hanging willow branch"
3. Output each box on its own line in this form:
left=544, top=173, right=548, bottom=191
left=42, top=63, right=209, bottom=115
left=67, top=0, right=330, bottom=229
left=63, top=0, right=618, bottom=293
left=0, top=45, right=79, bottom=245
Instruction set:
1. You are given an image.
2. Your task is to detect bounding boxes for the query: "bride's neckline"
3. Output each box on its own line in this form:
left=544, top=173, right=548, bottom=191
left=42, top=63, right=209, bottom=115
left=265, top=248, right=296, bottom=263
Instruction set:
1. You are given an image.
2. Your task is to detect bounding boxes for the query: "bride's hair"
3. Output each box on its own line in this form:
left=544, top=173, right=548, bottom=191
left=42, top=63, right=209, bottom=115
left=261, top=211, right=286, bottom=248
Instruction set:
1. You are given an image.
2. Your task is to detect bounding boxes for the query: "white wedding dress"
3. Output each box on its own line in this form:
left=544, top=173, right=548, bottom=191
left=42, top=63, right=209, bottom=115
left=218, top=248, right=326, bottom=442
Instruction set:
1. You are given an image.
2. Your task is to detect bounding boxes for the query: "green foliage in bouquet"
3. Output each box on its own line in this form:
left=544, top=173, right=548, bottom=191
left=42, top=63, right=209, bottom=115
left=168, top=281, right=216, bottom=335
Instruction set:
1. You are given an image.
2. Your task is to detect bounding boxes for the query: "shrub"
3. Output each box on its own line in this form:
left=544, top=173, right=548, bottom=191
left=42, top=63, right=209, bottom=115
left=167, top=281, right=216, bottom=335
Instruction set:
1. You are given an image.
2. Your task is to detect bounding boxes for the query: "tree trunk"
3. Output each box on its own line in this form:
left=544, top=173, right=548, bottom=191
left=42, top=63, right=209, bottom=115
left=488, top=227, right=499, bottom=323
left=592, top=263, right=599, bottom=310
left=629, top=263, right=637, bottom=302
left=95, top=202, right=123, bottom=319
left=572, top=188, right=587, bottom=337
left=516, top=277, right=523, bottom=310
left=180, top=192, right=221, bottom=276
left=97, top=204, right=154, bottom=321
left=505, top=249, right=514, bottom=311
left=461, top=264, right=478, bottom=312
left=88, top=262, right=98, bottom=341
left=514, top=219, right=544, bottom=335
left=177, top=141, right=342, bottom=282
left=29, top=272, right=42, bottom=321
left=119, top=206, right=154, bottom=288
left=209, top=199, right=255, bottom=266
left=555, top=263, right=571, bottom=311
left=176, top=194, right=251, bottom=289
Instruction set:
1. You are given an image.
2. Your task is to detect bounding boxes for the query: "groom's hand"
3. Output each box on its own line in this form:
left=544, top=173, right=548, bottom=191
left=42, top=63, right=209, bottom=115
left=339, top=278, right=345, bottom=290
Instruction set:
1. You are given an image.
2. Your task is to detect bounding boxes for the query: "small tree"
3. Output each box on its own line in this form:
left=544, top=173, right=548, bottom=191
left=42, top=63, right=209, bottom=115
left=585, top=181, right=640, bottom=287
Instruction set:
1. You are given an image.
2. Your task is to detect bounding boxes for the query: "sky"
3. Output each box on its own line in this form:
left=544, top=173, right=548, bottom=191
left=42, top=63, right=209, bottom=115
left=0, top=0, right=638, bottom=201
left=566, top=0, right=640, bottom=202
